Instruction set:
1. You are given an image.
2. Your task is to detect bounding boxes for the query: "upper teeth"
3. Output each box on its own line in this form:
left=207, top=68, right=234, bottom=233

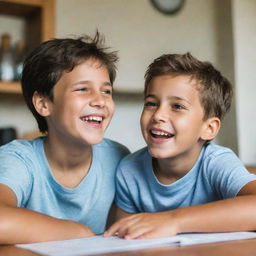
left=151, top=130, right=170, bottom=136
left=82, top=116, right=103, bottom=122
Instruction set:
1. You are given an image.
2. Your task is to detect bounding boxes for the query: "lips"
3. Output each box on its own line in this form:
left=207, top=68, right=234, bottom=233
left=80, top=115, right=105, bottom=127
left=149, top=129, right=174, bottom=139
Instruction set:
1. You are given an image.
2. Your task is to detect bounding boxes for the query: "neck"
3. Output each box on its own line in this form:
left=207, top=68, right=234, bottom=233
left=44, top=135, right=92, bottom=170
left=153, top=144, right=204, bottom=185
left=43, top=135, right=93, bottom=188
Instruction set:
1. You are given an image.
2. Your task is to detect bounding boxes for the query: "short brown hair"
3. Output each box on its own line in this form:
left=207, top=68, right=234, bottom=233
left=144, top=53, right=233, bottom=121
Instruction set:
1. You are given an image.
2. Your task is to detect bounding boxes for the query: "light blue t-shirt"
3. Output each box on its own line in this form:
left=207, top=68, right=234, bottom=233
left=0, top=137, right=129, bottom=234
left=115, top=143, right=256, bottom=213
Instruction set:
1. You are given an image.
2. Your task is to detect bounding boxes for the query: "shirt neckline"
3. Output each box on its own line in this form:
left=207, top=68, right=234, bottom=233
left=144, top=146, right=206, bottom=191
left=36, top=137, right=100, bottom=193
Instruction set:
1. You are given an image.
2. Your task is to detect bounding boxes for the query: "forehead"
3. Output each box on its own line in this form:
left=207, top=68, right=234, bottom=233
left=76, top=57, right=106, bottom=70
left=53, top=58, right=111, bottom=92
left=146, top=75, right=199, bottom=95
left=145, top=75, right=205, bottom=108
left=64, top=58, right=109, bottom=77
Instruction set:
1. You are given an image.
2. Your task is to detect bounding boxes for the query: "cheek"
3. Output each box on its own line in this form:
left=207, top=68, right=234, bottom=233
left=59, top=95, right=81, bottom=109
left=140, top=111, right=149, bottom=130
left=177, top=116, right=204, bottom=135
left=108, top=100, right=115, bottom=116
left=140, top=114, right=148, bottom=140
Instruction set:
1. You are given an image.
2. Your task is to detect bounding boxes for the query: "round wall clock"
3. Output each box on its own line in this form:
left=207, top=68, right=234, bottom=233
left=150, top=0, right=185, bottom=15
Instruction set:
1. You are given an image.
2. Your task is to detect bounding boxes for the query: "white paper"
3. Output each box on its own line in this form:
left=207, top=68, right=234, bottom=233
left=17, top=232, right=256, bottom=256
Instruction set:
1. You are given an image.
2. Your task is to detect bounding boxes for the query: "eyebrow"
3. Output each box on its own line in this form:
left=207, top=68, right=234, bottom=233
left=72, top=80, right=112, bottom=87
left=144, top=94, right=156, bottom=100
left=145, top=94, right=191, bottom=105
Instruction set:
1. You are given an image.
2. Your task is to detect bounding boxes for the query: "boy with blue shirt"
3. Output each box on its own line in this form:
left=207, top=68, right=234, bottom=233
left=0, top=32, right=129, bottom=244
left=105, top=53, right=256, bottom=239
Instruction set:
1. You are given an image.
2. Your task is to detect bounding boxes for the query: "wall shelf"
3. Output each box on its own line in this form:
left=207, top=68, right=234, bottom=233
left=0, top=81, right=22, bottom=94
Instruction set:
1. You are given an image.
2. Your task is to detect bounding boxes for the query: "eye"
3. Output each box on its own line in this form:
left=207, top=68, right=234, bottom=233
left=172, top=103, right=186, bottom=110
left=144, top=101, right=158, bottom=107
left=75, top=87, right=88, bottom=92
left=102, top=89, right=113, bottom=95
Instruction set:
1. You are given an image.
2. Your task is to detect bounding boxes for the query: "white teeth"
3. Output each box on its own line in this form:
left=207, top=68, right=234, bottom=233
left=82, top=116, right=103, bottom=122
left=151, top=130, right=170, bottom=136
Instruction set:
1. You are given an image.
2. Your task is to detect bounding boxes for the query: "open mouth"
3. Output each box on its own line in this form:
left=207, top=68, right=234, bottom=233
left=80, top=115, right=103, bottom=124
left=150, top=129, right=174, bottom=139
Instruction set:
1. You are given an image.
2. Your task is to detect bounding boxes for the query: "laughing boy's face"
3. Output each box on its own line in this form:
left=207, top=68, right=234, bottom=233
left=140, top=74, right=207, bottom=161
left=45, top=58, right=115, bottom=147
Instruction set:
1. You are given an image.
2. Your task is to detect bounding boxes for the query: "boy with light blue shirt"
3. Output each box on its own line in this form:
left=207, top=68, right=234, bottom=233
left=105, top=53, right=256, bottom=239
left=0, top=32, right=129, bottom=244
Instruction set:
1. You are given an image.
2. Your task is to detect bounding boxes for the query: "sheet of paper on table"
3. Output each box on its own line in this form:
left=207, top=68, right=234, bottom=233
left=17, top=231, right=256, bottom=256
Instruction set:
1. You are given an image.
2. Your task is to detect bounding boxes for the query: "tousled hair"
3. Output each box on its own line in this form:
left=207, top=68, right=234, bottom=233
left=21, top=31, right=118, bottom=133
left=144, top=53, right=233, bottom=121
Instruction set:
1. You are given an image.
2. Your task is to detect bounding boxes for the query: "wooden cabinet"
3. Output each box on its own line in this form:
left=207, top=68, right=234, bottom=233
left=0, top=0, right=55, bottom=94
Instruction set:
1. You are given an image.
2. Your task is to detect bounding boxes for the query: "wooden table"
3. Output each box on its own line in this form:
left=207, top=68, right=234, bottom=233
left=1, top=238, right=256, bottom=256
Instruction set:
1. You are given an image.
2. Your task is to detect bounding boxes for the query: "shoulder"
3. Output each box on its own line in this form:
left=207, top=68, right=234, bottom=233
left=93, top=138, right=130, bottom=164
left=0, top=137, right=44, bottom=178
left=202, top=143, right=238, bottom=162
left=120, top=147, right=149, bottom=165
left=95, top=138, right=130, bottom=154
left=0, top=137, right=43, bottom=159
left=117, top=147, right=149, bottom=175
left=200, top=143, right=255, bottom=198
left=0, top=137, right=44, bottom=204
left=115, top=147, right=150, bottom=186
left=200, top=143, right=245, bottom=176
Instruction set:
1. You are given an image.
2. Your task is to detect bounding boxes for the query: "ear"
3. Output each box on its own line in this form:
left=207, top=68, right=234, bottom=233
left=200, top=117, right=221, bottom=141
left=32, top=91, right=51, bottom=117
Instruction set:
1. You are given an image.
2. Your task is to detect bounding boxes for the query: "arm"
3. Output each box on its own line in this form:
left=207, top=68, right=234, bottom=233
left=105, top=180, right=256, bottom=239
left=0, top=184, right=94, bottom=244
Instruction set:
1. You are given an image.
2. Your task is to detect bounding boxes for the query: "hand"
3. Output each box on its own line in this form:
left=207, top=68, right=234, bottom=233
left=104, top=211, right=179, bottom=239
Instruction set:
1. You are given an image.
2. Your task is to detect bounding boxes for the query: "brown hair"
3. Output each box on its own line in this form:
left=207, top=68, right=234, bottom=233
left=144, top=53, right=233, bottom=121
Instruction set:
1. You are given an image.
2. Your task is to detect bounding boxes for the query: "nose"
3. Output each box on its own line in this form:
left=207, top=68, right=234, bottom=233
left=152, top=105, right=168, bottom=123
left=89, top=91, right=106, bottom=108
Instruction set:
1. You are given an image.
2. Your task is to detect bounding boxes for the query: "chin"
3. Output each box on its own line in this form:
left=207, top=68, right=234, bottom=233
left=148, top=147, right=171, bottom=159
left=88, top=137, right=104, bottom=145
left=79, top=133, right=104, bottom=146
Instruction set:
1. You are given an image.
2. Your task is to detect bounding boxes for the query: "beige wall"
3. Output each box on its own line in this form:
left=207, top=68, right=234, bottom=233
left=232, top=0, right=256, bottom=164
left=56, top=0, right=219, bottom=92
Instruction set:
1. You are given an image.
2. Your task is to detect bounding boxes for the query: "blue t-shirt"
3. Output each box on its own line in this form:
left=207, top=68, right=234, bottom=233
left=115, top=143, right=256, bottom=213
left=0, top=137, right=129, bottom=234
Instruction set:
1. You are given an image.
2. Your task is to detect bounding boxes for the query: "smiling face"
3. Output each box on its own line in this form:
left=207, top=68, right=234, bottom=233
left=140, top=75, right=212, bottom=162
left=40, top=59, right=115, bottom=147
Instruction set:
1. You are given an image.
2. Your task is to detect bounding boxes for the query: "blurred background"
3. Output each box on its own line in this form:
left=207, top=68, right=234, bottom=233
left=0, top=0, right=255, bottom=166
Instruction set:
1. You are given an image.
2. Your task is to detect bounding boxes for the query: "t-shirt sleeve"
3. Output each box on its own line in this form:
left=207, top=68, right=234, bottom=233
left=115, top=164, right=139, bottom=213
left=0, top=147, right=33, bottom=207
left=204, top=150, right=256, bottom=198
